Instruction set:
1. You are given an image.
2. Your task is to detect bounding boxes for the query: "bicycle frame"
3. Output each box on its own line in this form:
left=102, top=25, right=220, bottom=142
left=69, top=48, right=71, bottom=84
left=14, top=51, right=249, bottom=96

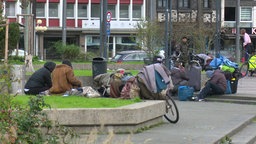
left=239, top=51, right=256, bottom=78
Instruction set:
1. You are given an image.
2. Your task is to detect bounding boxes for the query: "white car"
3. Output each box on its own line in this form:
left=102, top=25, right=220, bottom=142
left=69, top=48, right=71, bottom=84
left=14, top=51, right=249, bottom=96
left=11, top=49, right=28, bottom=57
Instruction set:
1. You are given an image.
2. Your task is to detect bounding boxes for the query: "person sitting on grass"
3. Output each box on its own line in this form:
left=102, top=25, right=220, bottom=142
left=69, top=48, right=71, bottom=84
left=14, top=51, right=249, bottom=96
left=195, top=69, right=227, bottom=101
left=24, top=61, right=56, bottom=95
left=49, top=60, right=82, bottom=95
left=170, top=61, right=189, bottom=96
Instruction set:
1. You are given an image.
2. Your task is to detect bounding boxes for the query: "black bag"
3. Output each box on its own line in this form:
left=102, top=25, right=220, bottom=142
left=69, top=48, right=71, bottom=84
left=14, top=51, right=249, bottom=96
left=230, top=78, right=238, bottom=94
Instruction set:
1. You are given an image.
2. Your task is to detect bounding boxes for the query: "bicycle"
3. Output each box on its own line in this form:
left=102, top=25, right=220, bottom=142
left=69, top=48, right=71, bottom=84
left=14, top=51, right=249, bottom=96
left=239, top=51, right=256, bottom=78
left=164, top=89, right=179, bottom=123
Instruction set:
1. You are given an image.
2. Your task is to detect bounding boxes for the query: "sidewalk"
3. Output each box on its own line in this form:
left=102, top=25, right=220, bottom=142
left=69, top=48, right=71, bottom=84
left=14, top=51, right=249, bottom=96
left=77, top=76, right=256, bottom=144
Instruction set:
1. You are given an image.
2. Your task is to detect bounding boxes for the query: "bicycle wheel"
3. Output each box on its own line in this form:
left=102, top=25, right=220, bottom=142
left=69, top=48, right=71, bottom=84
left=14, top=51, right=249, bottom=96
left=239, top=62, right=249, bottom=78
left=164, top=94, right=179, bottom=123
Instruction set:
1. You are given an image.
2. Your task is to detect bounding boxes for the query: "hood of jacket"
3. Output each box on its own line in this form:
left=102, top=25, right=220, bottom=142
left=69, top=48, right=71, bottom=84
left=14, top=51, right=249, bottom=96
left=44, top=61, right=56, bottom=72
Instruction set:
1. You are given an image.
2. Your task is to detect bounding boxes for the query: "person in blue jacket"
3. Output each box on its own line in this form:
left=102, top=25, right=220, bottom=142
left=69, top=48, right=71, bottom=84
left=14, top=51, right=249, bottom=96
left=24, top=61, right=56, bottom=95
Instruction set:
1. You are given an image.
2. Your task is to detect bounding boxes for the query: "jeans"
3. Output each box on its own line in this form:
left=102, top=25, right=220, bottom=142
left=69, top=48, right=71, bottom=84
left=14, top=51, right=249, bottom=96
left=198, top=81, right=224, bottom=99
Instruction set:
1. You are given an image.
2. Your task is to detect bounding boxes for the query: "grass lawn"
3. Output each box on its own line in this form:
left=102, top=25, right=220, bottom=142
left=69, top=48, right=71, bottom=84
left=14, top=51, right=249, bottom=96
left=27, top=69, right=140, bottom=76
left=13, top=95, right=141, bottom=108
left=74, top=69, right=139, bottom=76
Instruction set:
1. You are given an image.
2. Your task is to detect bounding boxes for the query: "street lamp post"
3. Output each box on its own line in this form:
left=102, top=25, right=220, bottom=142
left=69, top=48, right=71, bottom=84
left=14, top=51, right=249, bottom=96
left=35, top=19, right=47, bottom=60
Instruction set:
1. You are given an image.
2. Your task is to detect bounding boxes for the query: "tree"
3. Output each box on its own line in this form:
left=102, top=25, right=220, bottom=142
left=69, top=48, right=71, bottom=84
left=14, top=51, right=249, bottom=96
left=135, top=20, right=165, bottom=59
left=0, top=1, right=20, bottom=59
left=172, top=22, right=215, bottom=54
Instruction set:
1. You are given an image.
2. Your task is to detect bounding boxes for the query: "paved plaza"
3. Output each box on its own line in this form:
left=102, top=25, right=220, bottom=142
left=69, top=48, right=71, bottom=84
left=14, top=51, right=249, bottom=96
left=76, top=76, right=256, bottom=144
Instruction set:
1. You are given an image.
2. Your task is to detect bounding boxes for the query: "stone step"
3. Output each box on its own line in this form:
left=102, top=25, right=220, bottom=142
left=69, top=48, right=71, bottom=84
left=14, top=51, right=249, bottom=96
left=206, top=98, right=256, bottom=105
left=230, top=122, right=256, bottom=144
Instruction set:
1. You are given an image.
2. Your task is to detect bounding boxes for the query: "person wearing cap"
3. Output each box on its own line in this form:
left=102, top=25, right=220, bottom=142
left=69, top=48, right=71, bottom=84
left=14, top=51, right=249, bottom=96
left=175, top=36, right=190, bottom=68
left=24, top=61, right=56, bottom=95
left=49, top=60, right=82, bottom=94
left=196, top=69, right=227, bottom=101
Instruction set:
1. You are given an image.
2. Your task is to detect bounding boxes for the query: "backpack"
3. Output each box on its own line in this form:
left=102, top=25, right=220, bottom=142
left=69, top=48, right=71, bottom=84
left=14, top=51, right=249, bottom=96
left=120, top=76, right=140, bottom=99
left=109, top=71, right=133, bottom=98
left=109, top=72, right=124, bottom=98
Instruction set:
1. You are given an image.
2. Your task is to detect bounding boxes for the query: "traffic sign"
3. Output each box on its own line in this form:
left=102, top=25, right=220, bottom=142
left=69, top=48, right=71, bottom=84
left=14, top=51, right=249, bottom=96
left=106, top=22, right=110, bottom=36
left=106, top=11, right=112, bottom=22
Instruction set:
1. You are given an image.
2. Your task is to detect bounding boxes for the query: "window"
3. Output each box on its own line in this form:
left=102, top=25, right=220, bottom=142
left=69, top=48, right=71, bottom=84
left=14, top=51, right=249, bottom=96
left=108, top=4, right=116, bottom=18
left=36, top=3, right=45, bottom=17
left=67, top=4, right=74, bottom=17
left=178, top=0, right=190, bottom=8
left=203, top=0, right=210, bottom=8
left=224, top=7, right=235, bottom=21
left=49, top=3, right=58, bottom=17
left=5, top=2, right=15, bottom=16
left=120, top=4, right=129, bottom=19
left=78, top=4, right=87, bottom=17
left=157, top=0, right=166, bottom=8
left=91, top=4, right=100, bottom=18
left=241, top=7, right=252, bottom=21
left=133, top=4, right=141, bottom=19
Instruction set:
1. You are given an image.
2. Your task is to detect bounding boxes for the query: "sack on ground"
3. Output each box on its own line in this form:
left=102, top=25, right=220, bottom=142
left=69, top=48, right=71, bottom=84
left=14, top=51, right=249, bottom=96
left=178, top=86, right=194, bottom=101
left=82, top=86, right=101, bottom=98
left=109, top=73, right=124, bottom=98
left=120, top=76, right=140, bottom=99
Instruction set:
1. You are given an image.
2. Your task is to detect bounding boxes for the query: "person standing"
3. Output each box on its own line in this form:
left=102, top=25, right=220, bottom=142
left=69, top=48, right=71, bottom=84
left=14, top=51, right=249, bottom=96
left=175, top=36, right=190, bottom=68
left=241, top=29, right=252, bottom=61
left=24, top=61, right=56, bottom=95
left=49, top=60, right=82, bottom=94
left=196, top=69, right=227, bottom=101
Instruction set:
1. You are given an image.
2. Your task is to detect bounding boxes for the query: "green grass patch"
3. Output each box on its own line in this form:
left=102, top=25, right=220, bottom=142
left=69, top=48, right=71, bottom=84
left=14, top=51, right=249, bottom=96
left=13, top=95, right=141, bottom=108
left=27, top=69, right=139, bottom=76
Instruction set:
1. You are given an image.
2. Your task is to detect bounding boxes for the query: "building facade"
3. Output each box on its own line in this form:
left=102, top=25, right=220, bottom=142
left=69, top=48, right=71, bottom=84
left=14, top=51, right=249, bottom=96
left=5, top=0, right=146, bottom=59
left=4, top=0, right=256, bottom=60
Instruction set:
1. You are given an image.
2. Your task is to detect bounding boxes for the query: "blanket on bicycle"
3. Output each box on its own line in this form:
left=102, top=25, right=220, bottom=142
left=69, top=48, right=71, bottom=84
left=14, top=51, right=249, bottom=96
left=209, top=55, right=238, bottom=69
left=137, top=63, right=170, bottom=93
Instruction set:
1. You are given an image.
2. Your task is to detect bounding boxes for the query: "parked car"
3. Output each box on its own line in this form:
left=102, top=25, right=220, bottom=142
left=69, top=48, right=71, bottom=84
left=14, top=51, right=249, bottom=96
left=111, top=50, right=148, bottom=63
left=11, top=49, right=28, bottom=57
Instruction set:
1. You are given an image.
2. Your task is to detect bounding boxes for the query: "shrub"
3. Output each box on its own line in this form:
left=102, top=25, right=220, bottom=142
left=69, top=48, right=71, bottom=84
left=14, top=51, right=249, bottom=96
left=0, top=64, right=78, bottom=143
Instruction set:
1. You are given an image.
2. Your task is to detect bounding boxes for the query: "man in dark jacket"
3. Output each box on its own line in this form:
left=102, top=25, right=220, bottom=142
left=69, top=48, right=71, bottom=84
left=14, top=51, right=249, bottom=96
left=175, top=36, right=190, bottom=68
left=196, top=69, right=227, bottom=101
left=24, top=61, right=56, bottom=95
left=170, top=61, right=189, bottom=95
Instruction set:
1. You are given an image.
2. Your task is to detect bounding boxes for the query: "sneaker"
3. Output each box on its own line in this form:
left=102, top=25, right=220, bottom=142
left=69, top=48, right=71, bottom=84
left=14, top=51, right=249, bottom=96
left=39, top=90, right=50, bottom=96
left=63, top=91, right=70, bottom=97
left=190, top=96, right=199, bottom=101
left=198, top=99, right=205, bottom=102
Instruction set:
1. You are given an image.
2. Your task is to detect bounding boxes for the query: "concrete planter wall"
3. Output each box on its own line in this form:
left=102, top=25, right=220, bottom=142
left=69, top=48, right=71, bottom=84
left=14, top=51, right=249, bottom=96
left=43, top=100, right=166, bottom=134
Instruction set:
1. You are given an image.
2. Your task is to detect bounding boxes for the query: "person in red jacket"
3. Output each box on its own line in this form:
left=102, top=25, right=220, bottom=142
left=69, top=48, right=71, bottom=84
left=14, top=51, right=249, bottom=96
left=196, top=69, right=227, bottom=101
left=49, top=60, right=82, bottom=95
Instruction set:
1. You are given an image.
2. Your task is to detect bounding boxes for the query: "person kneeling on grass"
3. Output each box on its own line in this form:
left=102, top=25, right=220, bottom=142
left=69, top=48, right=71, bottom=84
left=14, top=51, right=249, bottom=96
left=24, top=61, right=56, bottom=95
left=195, top=69, right=227, bottom=101
left=49, top=60, right=82, bottom=95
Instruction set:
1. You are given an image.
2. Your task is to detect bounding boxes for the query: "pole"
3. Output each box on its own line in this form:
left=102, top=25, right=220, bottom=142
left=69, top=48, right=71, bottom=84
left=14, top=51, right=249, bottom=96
left=4, top=20, right=9, bottom=65
left=24, top=2, right=30, bottom=57
left=235, top=0, right=240, bottom=63
left=167, top=0, right=172, bottom=69
left=100, top=0, right=108, bottom=58
left=214, top=0, right=221, bottom=57
left=62, top=0, right=67, bottom=45
left=164, top=0, right=169, bottom=68
left=103, top=0, right=108, bottom=59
